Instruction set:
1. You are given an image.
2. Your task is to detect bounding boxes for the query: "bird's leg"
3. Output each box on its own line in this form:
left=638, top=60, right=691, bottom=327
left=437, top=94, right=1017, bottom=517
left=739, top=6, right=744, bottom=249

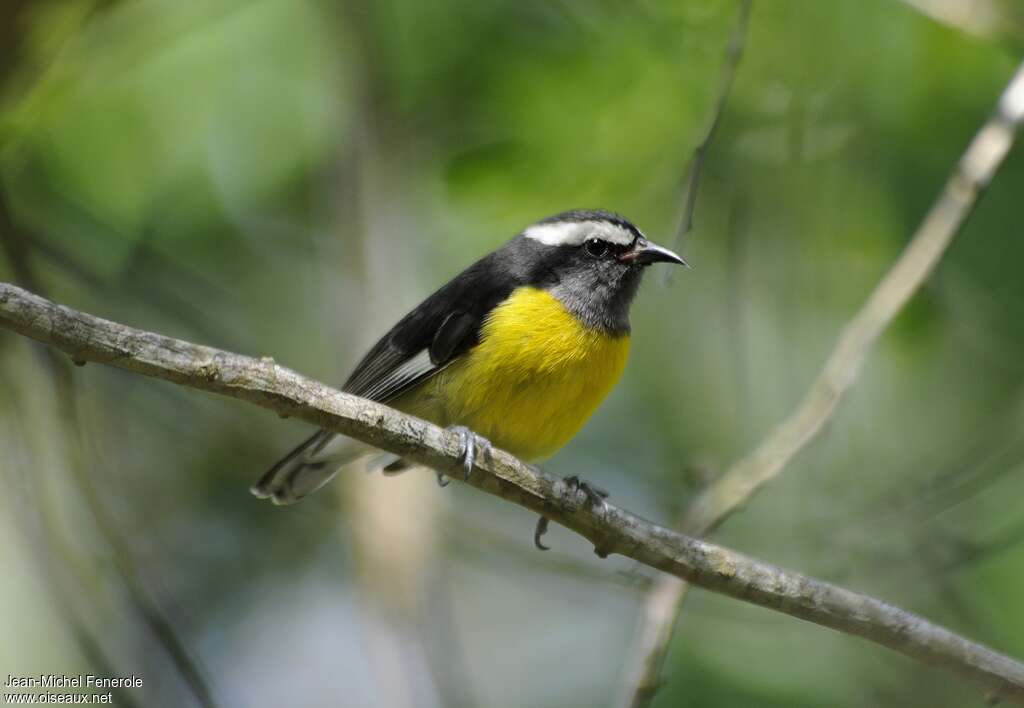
left=447, top=425, right=492, bottom=481
left=564, top=475, right=610, bottom=509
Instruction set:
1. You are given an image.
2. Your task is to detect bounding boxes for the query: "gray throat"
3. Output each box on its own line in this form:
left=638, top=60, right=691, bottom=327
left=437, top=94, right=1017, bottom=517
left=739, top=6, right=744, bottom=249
left=547, top=269, right=642, bottom=337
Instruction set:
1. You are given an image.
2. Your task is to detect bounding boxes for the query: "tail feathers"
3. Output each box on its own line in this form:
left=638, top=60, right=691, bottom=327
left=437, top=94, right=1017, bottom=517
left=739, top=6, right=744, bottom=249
left=381, top=458, right=415, bottom=475
left=251, top=430, right=373, bottom=505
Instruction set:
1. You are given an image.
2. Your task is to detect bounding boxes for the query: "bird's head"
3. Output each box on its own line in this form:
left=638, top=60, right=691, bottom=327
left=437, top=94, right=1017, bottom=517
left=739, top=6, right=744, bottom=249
left=511, top=209, right=686, bottom=335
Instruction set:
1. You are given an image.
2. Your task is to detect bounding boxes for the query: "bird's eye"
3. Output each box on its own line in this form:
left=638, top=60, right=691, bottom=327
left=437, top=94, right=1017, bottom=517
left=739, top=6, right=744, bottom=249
left=584, top=238, right=609, bottom=258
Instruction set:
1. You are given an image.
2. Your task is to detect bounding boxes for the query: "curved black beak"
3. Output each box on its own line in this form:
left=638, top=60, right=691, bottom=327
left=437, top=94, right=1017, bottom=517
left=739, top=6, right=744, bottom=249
left=619, top=237, right=689, bottom=268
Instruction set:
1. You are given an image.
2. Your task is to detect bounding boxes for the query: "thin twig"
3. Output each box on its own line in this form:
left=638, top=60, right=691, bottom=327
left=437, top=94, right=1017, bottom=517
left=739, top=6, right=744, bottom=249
left=4, top=406, right=143, bottom=708
left=0, top=196, right=219, bottom=708
left=665, top=0, right=752, bottom=280
left=2, top=283, right=1024, bottom=703
left=622, top=57, right=1024, bottom=708
left=691, top=56, right=1024, bottom=531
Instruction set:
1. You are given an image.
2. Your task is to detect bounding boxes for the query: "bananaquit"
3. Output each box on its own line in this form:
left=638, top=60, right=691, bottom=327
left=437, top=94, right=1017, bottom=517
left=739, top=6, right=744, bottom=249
left=252, top=209, right=686, bottom=504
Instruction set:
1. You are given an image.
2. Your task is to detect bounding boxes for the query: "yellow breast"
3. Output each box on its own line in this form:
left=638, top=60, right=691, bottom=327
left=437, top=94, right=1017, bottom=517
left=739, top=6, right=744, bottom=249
left=411, top=287, right=630, bottom=461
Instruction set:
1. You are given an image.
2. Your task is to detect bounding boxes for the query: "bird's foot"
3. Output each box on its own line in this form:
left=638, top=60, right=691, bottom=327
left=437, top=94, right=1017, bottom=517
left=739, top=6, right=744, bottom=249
left=451, top=425, right=492, bottom=481
left=564, top=474, right=610, bottom=509
left=533, top=476, right=611, bottom=552
left=436, top=426, right=492, bottom=487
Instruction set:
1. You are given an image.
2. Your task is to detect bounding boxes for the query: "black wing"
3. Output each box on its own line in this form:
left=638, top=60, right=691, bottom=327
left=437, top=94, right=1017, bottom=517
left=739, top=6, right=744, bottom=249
left=343, top=250, right=519, bottom=403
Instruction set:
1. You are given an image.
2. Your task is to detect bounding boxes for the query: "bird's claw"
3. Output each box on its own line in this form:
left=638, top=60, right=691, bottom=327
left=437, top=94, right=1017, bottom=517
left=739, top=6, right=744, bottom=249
left=436, top=472, right=450, bottom=487
left=564, top=474, right=609, bottom=509
left=448, top=425, right=491, bottom=481
left=532, top=477, right=611, bottom=552
left=534, top=516, right=551, bottom=551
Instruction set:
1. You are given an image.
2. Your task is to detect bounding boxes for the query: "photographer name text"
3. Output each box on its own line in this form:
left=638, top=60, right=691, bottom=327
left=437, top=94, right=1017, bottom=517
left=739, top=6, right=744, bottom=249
left=4, top=676, right=141, bottom=690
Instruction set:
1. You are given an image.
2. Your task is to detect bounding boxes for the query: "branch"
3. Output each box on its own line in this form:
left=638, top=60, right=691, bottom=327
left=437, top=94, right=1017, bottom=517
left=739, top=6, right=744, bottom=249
left=623, top=57, right=1024, bottom=706
left=2, top=283, right=1024, bottom=703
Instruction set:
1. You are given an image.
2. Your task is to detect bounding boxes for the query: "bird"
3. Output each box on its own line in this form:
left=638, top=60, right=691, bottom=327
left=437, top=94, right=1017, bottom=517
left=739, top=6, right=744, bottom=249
left=252, top=209, right=686, bottom=505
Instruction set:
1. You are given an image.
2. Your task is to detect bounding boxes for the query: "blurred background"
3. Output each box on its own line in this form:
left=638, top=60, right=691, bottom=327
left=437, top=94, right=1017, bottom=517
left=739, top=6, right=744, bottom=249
left=2, top=1, right=1024, bottom=706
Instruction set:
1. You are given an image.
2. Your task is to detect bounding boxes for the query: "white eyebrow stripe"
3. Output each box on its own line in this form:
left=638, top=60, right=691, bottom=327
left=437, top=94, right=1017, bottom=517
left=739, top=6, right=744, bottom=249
left=523, top=220, right=635, bottom=247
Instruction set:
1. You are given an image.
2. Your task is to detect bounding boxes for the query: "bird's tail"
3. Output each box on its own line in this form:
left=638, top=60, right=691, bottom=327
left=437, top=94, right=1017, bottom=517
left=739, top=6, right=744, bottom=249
left=251, top=430, right=375, bottom=505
